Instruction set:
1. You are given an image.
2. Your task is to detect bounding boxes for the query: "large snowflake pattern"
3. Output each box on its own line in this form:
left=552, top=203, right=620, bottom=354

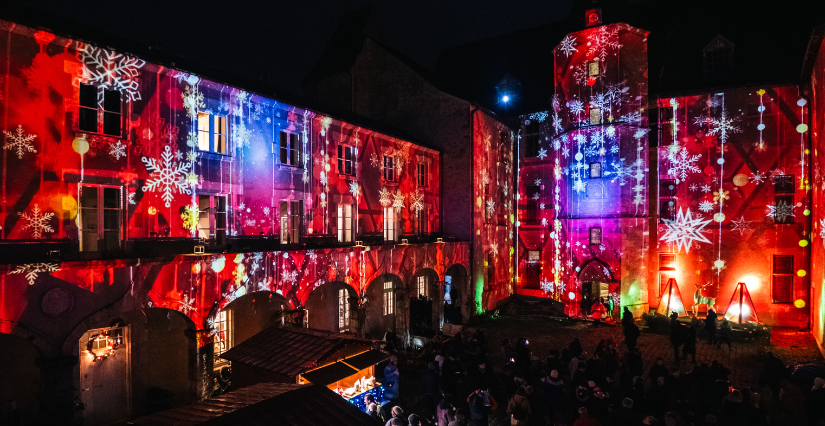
left=18, top=204, right=54, bottom=239
left=667, top=147, right=701, bottom=183
left=3, top=125, right=37, bottom=159
left=586, top=25, right=621, bottom=62
left=10, top=262, right=59, bottom=285
left=660, top=207, right=712, bottom=253
left=698, top=200, right=714, bottom=213
left=767, top=200, right=795, bottom=222
left=108, top=141, right=127, bottom=160
left=142, top=145, right=192, bottom=208
left=410, top=190, right=424, bottom=212
left=77, top=44, right=145, bottom=105
left=392, top=191, right=406, bottom=211
left=705, top=108, right=741, bottom=143
left=349, top=181, right=360, bottom=198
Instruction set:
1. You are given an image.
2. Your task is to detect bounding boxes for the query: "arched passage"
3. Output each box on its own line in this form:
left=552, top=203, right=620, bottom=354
left=224, top=291, right=290, bottom=346
left=577, top=257, right=620, bottom=319
left=0, top=334, right=43, bottom=425
left=305, top=281, right=357, bottom=333
left=409, top=268, right=440, bottom=336
left=363, top=273, right=405, bottom=339
left=445, top=264, right=469, bottom=325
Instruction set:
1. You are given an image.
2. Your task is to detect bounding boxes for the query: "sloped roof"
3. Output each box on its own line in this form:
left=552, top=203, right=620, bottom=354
left=132, top=382, right=376, bottom=426
left=219, top=326, right=370, bottom=378
left=435, top=0, right=825, bottom=116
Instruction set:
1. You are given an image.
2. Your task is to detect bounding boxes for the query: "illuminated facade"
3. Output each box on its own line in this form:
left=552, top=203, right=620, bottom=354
left=0, top=18, right=474, bottom=423
left=806, top=27, right=825, bottom=353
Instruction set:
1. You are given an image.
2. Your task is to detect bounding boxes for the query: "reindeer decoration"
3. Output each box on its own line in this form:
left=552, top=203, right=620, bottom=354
left=691, top=283, right=716, bottom=316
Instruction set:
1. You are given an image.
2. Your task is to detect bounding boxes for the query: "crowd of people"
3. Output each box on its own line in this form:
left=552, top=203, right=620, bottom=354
left=364, top=309, right=800, bottom=426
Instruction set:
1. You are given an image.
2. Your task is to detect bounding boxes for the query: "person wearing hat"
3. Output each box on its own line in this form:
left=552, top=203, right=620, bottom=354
left=386, top=406, right=407, bottom=426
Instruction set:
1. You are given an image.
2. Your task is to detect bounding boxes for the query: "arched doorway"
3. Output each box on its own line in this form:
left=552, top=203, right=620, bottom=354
left=444, top=264, right=469, bottom=326
left=577, top=258, right=619, bottom=319
left=363, top=274, right=405, bottom=340
left=305, top=282, right=357, bottom=333
left=409, top=268, right=440, bottom=337
left=224, top=291, right=290, bottom=346
left=0, top=334, right=43, bottom=425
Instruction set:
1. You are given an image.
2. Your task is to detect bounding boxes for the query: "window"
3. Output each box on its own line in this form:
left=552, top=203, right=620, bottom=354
left=658, top=253, right=676, bottom=296
left=383, top=282, right=394, bottom=315
left=589, top=108, right=601, bottom=125
left=773, top=195, right=795, bottom=224
left=772, top=255, right=793, bottom=304
left=659, top=179, right=677, bottom=197
left=702, top=35, right=734, bottom=79
left=774, top=175, right=794, bottom=193
left=279, top=131, right=302, bottom=167
left=588, top=60, right=600, bottom=76
left=383, top=207, right=397, bottom=241
left=78, top=185, right=122, bottom=252
left=213, top=310, right=231, bottom=363
left=338, top=145, right=354, bottom=175
left=589, top=162, right=602, bottom=178
left=337, top=204, right=353, bottom=243
left=416, top=276, right=428, bottom=298
left=383, top=156, right=395, bottom=182
left=78, top=83, right=122, bottom=137
left=197, top=195, right=227, bottom=242
left=486, top=253, right=495, bottom=289
left=417, top=206, right=429, bottom=235
left=589, top=227, right=602, bottom=245
left=484, top=184, right=492, bottom=223
left=280, top=200, right=302, bottom=244
left=417, top=162, right=428, bottom=187
left=528, top=250, right=540, bottom=262
left=444, top=276, right=452, bottom=305
left=338, top=289, right=350, bottom=331
left=660, top=199, right=677, bottom=222
left=525, top=120, right=540, bottom=157
left=197, top=112, right=228, bottom=154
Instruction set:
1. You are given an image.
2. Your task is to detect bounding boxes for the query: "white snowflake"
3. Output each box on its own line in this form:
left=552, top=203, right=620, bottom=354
left=730, top=216, right=752, bottom=235
left=620, top=111, right=642, bottom=124
left=3, top=125, right=37, bottom=159
left=573, top=179, right=586, bottom=193
left=77, top=44, right=145, bottom=105
left=589, top=93, right=609, bottom=111
left=411, top=190, right=424, bottom=212
left=667, top=147, right=701, bottom=183
left=705, top=108, right=741, bottom=143
left=820, top=219, right=825, bottom=243
left=263, top=207, right=270, bottom=215
left=243, top=219, right=256, bottom=227
left=108, top=141, right=127, bottom=160
left=660, top=207, right=712, bottom=253
left=370, top=153, right=380, bottom=167
left=586, top=25, right=621, bottom=62
left=532, top=193, right=540, bottom=200
left=378, top=187, right=392, bottom=207
left=534, top=178, right=542, bottom=186
left=540, top=203, right=546, bottom=210
left=486, top=199, right=496, bottom=217
left=559, top=35, right=578, bottom=57
left=10, top=262, right=59, bottom=285
left=282, top=270, right=299, bottom=285
left=568, top=100, right=584, bottom=117
left=537, top=148, right=548, bottom=160
left=127, top=191, right=136, bottom=205
left=541, top=218, right=549, bottom=226
left=689, top=184, right=698, bottom=192
left=349, top=181, right=360, bottom=198
left=186, top=151, right=197, bottom=163
left=178, top=294, right=196, bottom=315
left=142, top=146, right=192, bottom=208
left=698, top=200, right=714, bottom=213
left=767, top=200, right=795, bottom=222
left=529, top=111, right=549, bottom=122
left=392, top=191, right=405, bottom=211
left=239, top=203, right=246, bottom=210
left=18, top=204, right=54, bottom=239
left=552, top=114, right=563, bottom=133
left=610, top=145, right=619, bottom=153
left=701, top=184, right=712, bottom=193
left=562, top=147, right=570, bottom=158
left=489, top=242, right=499, bottom=255
left=750, top=171, right=766, bottom=184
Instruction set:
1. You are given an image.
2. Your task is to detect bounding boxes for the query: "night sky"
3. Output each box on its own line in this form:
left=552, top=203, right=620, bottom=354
left=18, top=0, right=584, bottom=95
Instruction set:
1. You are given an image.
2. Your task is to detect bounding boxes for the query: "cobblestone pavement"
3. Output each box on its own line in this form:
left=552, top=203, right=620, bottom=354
left=396, top=314, right=824, bottom=426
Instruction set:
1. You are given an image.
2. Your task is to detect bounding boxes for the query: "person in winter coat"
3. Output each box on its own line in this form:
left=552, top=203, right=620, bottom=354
left=436, top=394, right=456, bottom=426
left=421, top=362, right=442, bottom=421
left=468, top=389, right=497, bottom=426
left=718, top=319, right=733, bottom=350
left=682, top=324, right=697, bottom=363
left=507, top=387, right=532, bottom=426
left=649, top=358, right=669, bottom=383
left=580, top=296, right=592, bottom=319
left=705, top=309, right=718, bottom=344
left=384, top=356, right=401, bottom=404
left=806, top=377, right=825, bottom=426
left=572, top=407, right=602, bottom=426
left=591, top=300, right=606, bottom=326
left=762, top=352, right=786, bottom=397
left=669, top=312, right=684, bottom=363
left=541, top=369, right=565, bottom=423
left=386, top=406, right=407, bottom=426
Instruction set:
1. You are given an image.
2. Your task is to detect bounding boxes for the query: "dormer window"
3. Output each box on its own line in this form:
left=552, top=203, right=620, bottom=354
left=703, top=35, right=735, bottom=79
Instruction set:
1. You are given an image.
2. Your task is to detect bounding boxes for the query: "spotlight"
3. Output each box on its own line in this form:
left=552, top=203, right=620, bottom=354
left=502, top=95, right=510, bottom=103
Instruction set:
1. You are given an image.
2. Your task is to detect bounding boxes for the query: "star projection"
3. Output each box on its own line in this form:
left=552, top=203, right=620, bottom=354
left=660, top=208, right=712, bottom=253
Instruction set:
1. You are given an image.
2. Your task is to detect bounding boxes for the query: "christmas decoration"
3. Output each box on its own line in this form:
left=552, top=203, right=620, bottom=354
left=724, top=282, right=758, bottom=324
left=767, top=200, right=795, bottom=222
left=9, top=262, right=59, bottom=285
left=660, top=207, right=712, bottom=253
left=85, top=330, right=119, bottom=362
left=667, top=147, right=701, bottom=183
left=142, top=146, right=192, bottom=208
left=559, top=35, right=578, bottom=57
left=18, top=204, right=54, bottom=239
left=77, top=44, right=145, bottom=104
left=108, top=141, right=127, bottom=160
left=656, top=278, right=686, bottom=317
left=730, top=216, right=752, bottom=235
left=3, top=125, right=37, bottom=159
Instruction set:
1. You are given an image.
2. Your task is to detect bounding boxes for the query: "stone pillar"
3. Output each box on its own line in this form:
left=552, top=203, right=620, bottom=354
left=35, top=356, right=77, bottom=424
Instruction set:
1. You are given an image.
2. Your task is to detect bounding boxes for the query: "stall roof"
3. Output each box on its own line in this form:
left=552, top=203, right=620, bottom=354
left=343, top=349, right=390, bottom=371
left=219, top=326, right=371, bottom=378
left=132, top=382, right=376, bottom=426
left=302, top=361, right=359, bottom=385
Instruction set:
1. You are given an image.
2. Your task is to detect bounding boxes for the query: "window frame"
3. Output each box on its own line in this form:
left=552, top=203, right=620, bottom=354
left=383, top=282, right=394, bottom=316
left=197, top=112, right=229, bottom=155
left=417, top=162, right=428, bottom=187
left=78, top=83, right=123, bottom=137
left=773, top=195, right=795, bottom=224
left=280, top=200, right=302, bottom=244
left=771, top=254, right=793, bottom=304
left=383, top=155, right=396, bottom=182
left=416, top=275, right=428, bottom=298
left=338, top=288, right=350, bottom=331
left=78, top=184, right=123, bottom=252
left=589, top=227, right=602, bottom=245
left=774, top=175, right=795, bottom=194
left=383, top=206, right=397, bottom=241
left=337, top=203, right=353, bottom=243
left=197, top=194, right=227, bottom=241
left=279, top=131, right=302, bottom=168
left=337, top=145, right=355, bottom=176
left=213, top=310, right=232, bottom=369
left=416, top=205, right=429, bottom=235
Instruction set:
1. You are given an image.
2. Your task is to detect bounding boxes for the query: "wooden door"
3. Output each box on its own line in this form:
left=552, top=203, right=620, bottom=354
left=79, top=327, right=130, bottom=425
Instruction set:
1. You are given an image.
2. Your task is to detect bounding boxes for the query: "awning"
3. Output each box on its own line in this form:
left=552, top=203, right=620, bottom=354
left=343, top=349, right=390, bottom=370
left=302, top=362, right=359, bottom=385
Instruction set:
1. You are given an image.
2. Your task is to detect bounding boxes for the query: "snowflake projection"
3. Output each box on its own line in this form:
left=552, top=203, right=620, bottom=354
left=713, top=190, right=730, bottom=205
left=660, top=207, right=712, bottom=253
left=705, top=109, right=741, bottom=143
left=712, top=258, right=726, bottom=272
left=378, top=187, right=392, bottom=207
left=568, top=100, right=585, bottom=118
left=573, top=179, right=586, bottom=193
left=619, top=111, right=642, bottom=124
left=698, top=200, right=715, bottom=213
left=485, top=199, right=496, bottom=217
left=282, top=270, right=299, bottom=285
left=410, top=190, right=424, bottom=213
left=533, top=178, right=542, bottom=186
left=127, top=191, right=136, bottom=205
left=489, top=243, right=499, bottom=255
left=392, top=191, right=405, bottom=211
left=750, top=171, right=766, bottom=184
left=667, top=147, right=701, bottom=183
left=540, top=278, right=553, bottom=294
left=541, top=218, right=549, bottom=226
left=370, top=153, right=380, bottom=168
left=730, top=216, right=752, bottom=236
left=586, top=25, right=621, bottom=62
left=77, top=44, right=145, bottom=105
left=178, top=294, right=196, bottom=315
left=689, top=184, right=698, bottom=192
left=108, top=141, right=127, bottom=160
left=141, top=145, right=192, bottom=208
left=529, top=111, right=549, bottom=122
left=186, top=149, right=199, bottom=162
left=18, top=204, right=54, bottom=239
left=605, top=160, right=632, bottom=185
left=820, top=219, right=825, bottom=243
left=767, top=200, right=795, bottom=222
left=181, top=204, right=199, bottom=233
left=701, top=184, right=712, bottom=193
left=10, top=263, right=59, bottom=285
left=181, top=85, right=205, bottom=120
left=572, top=62, right=590, bottom=86
left=531, top=193, right=539, bottom=201
left=590, top=93, right=609, bottom=111
left=3, top=125, right=37, bottom=159
left=537, top=148, right=548, bottom=160
left=610, top=145, right=619, bottom=153
left=263, top=207, right=270, bottom=216
left=239, top=203, right=246, bottom=211
left=349, top=181, right=360, bottom=198
left=559, top=35, right=578, bottom=57
left=552, top=114, right=563, bottom=133
left=562, top=147, right=570, bottom=158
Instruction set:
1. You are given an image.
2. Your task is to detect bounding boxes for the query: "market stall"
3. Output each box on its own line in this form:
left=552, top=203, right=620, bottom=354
left=298, top=349, right=390, bottom=411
